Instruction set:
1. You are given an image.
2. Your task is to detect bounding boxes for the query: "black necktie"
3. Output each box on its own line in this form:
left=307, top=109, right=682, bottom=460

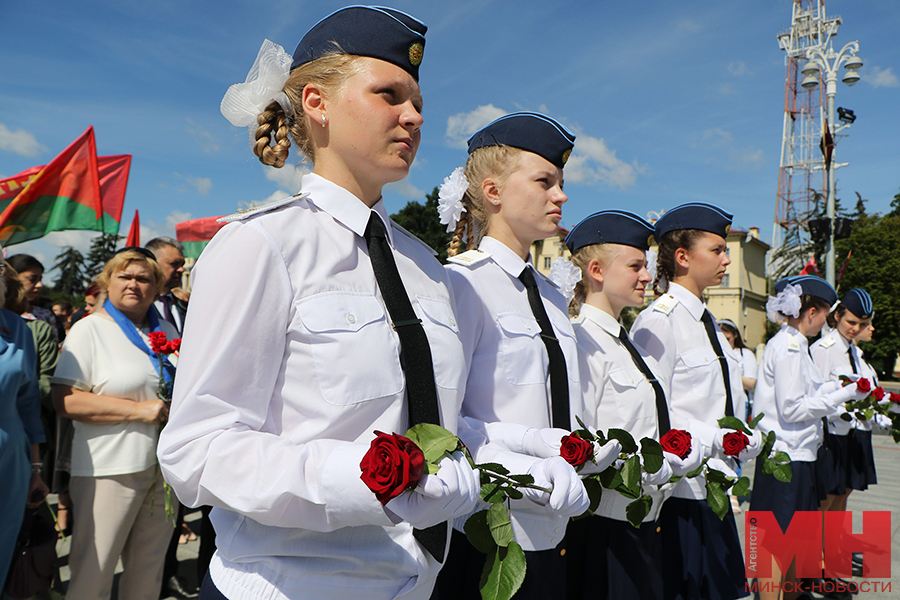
left=847, top=345, right=858, bottom=374
left=363, top=213, right=446, bottom=563
left=518, top=266, right=570, bottom=429
left=700, top=309, right=735, bottom=418
left=618, top=326, right=671, bottom=434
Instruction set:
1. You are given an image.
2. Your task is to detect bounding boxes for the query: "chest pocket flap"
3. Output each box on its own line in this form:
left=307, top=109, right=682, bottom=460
left=298, top=293, right=386, bottom=333
left=496, top=312, right=540, bottom=339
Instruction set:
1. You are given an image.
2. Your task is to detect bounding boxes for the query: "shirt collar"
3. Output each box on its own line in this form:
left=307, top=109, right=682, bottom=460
left=829, top=330, right=851, bottom=350
left=578, top=303, right=622, bottom=338
left=479, top=236, right=532, bottom=279
left=667, top=282, right=706, bottom=321
left=785, top=325, right=809, bottom=348
left=301, top=173, right=394, bottom=246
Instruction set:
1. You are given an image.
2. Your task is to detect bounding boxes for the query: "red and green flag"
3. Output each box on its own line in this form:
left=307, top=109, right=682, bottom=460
left=97, top=154, right=132, bottom=234
left=0, top=127, right=103, bottom=247
left=176, top=215, right=227, bottom=260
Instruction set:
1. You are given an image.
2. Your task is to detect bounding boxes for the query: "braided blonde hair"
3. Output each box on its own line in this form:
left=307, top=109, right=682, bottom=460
left=446, top=145, right=523, bottom=257
left=253, top=51, right=365, bottom=167
left=569, top=244, right=619, bottom=314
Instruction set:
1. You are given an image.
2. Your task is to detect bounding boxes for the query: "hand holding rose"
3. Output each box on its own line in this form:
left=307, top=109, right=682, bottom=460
left=522, top=456, right=591, bottom=517
left=660, top=430, right=704, bottom=476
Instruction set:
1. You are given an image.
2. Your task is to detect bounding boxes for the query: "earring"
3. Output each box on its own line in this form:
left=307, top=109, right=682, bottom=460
left=321, top=114, right=327, bottom=128
left=492, top=200, right=499, bottom=205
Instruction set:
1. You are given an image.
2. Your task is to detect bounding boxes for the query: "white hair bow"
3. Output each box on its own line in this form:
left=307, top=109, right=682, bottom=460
left=766, top=282, right=803, bottom=323
left=221, top=39, right=293, bottom=128
left=549, top=257, right=581, bottom=304
left=437, top=167, right=467, bottom=233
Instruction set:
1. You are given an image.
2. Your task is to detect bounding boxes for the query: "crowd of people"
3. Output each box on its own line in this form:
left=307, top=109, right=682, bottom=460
left=1, top=5, right=891, bottom=600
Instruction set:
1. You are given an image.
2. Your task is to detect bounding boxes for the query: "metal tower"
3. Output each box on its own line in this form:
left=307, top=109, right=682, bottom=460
left=771, top=0, right=840, bottom=278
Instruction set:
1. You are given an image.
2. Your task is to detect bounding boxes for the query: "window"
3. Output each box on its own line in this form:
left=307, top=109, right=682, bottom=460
left=720, top=274, right=730, bottom=287
left=544, top=257, right=551, bottom=269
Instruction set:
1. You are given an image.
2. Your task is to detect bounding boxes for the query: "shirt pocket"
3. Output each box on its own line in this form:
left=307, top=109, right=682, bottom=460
left=496, top=312, right=546, bottom=386
left=679, top=345, right=720, bottom=402
left=607, top=367, right=655, bottom=427
left=416, top=296, right=465, bottom=391
left=296, top=292, right=403, bottom=405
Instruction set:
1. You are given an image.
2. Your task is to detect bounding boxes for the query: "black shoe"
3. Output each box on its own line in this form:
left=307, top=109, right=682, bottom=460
left=162, top=575, right=199, bottom=599
left=852, top=552, right=863, bottom=577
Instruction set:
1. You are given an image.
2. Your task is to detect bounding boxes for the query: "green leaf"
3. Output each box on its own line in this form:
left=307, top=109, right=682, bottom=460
left=618, top=455, right=642, bottom=499
left=425, top=462, right=441, bottom=475
left=598, top=464, right=623, bottom=490
left=706, top=479, right=729, bottom=520
left=748, top=412, right=764, bottom=429
left=772, top=451, right=791, bottom=464
left=479, top=541, right=527, bottom=600
left=732, top=476, right=751, bottom=497
left=762, top=457, right=777, bottom=476
left=705, top=467, right=732, bottom=485
left=607, top=428, right=638, bottom=454
left=760, top=430, right=776, bottom=459
left=464, top=510, right=496, bottom=555
left=480, top=483, right=506, bottom=504
left=506, top=487, right=523, bottom=500
left=717, top=416, right=751, bottom=435
left=575, top=415, right=590, bottom=432
left=639, top=438, right=664, bottom=474
left=685, top=456, right=709, bottom=479
left=840, top=413, right=853, bottom=422
left=507, top=474, right=535, bottom=485
left=476, top=463, right=510, bottom=476
left=625, top=495, right=652, bottom=529
left=773, top=463, right=793, bottom=483
left=488, top=503, right=515, bottom=548
left=405, top=423, right=461, bottom=464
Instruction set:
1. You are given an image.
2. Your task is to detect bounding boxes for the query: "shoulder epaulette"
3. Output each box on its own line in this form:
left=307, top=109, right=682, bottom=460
left=819, top=336, right=836, bottom=349
left=652, top=294, right=679, bottom=315
left=786, top=334, right=801, bottom=352
left=390, top=220, right=438, bottom=257
left=218, top=193, right=307, bottom=224
left=446, top=249, right=491, bottom=267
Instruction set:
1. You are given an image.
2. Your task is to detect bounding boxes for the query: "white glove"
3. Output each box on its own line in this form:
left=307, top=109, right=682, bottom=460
left=771, top=439, right=790, bottom=456
left=664, top=436, right=704, bottom=476
left=714, top=427, right=764, bottom=462
left=521, top=456, right=590, bottom=517
left=521, top=427, right=569, bottom=458
left=641, top=456, right=674, bottom=486
left=873, top=413, right=892, bottom=430
left=706, top=457, right=737, bottom=480
left=890, top=403, right=900, bottom=415
left=384, top=452, right=481, bottom=529
left=820, top=380, right=844, bottom=395
left=824, top=382, right=868, bottom=407
left=576, top=440, right=622, bottom=476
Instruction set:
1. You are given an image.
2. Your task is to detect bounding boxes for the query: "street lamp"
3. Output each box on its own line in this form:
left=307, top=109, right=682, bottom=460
left=802, top=41, right=863, bottom=286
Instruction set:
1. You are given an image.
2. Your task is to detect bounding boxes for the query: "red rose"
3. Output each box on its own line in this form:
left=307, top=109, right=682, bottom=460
left=721, top=431, right=750, bottom=457
left=872, top=387, right=886, bottom=402
left=149, top=331, right=168, bottom=354
left=856, top=378, right=872, bottom=393
left=890, top=392, right=900, bottom=404
left=560, top=433, right=594, bottom=467
left=359, top=431, right=426, bottom=505
left=660, top=429, right=692, bottom=459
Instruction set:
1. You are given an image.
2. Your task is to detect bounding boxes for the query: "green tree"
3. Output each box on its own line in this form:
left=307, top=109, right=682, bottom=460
left=84, top=233, right=122, bottom=279
left=53, top=246, right=87, bottom=297
left=888, top=187, right=900, bottom=218
left=390, top=187, right=452, bottom=262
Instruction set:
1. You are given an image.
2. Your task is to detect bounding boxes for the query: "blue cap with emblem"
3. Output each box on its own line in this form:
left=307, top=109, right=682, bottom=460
left=841, top=288, right=873, bottom=319
left=291, top=6, right=427, bottom=81
left=467, top=112, right=576, bottom=169
left=654, top=203, right=733, bottom=240
left=775, top=275, right=838, bottom=306
left=565, top=210, right=654, bottom=254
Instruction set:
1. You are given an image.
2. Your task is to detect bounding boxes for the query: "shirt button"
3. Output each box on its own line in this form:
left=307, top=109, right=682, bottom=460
left=347, top=313, right=356, bottom=324
left=526, top=324, right=532, bottom=330
left=450, top=318, right=456, bottom=327
left=554, top=527, right=560, bottom=533
left=551, top=538, right=557, bottom=544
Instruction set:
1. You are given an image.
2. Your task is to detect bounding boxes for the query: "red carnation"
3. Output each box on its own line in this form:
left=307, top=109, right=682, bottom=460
left=889, top=392, right=900, bottom=404
left=721, top=431, right=750, bottom=458
left=164, top=338, right=182, bottom=354
left=660, top=429, right=692, bottom=460
left=149, top=331, right=168, bottom=354
left=560, top=433, right=594, bottom=468
left=856, top=378, right=872, bottom=394
left=872, top=387, right=886, bottom=402
left=360, top=431, right=426, bottom=505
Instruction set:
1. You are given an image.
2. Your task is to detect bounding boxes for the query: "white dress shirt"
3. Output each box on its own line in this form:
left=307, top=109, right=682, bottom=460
left=445, top=236, right=584, bottom=550
left=573, top=303, right=671, bottom=521
left=152, top=294, right=183, bottom=335
left=631, top=282, right=744, bottom=499
left=854, top=347, right=878, bottom=432
left=810, top=331, right=860, bottom=434
left=158, top=174, right=481, bottom=600
left=753, top=325, right=843, bottom=461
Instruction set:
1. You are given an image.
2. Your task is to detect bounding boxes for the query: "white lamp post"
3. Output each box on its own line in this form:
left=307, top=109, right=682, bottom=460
left=800, top=41, right=862, bottom=286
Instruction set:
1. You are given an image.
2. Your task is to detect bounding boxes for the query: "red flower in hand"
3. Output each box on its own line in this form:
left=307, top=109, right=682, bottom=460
left=360, top=431, right=426, bottom=505
left=660, top=429, right=692, bottom=459
left=889, top=392, right=900, bottom=404
left=149, top=331, right=168, bottom=354
left=163, top=338, right=182, bottom=354
left=856, top=378, right=872, bottom=394
left=721, top=431, right=750, bottom=457
left=872, top=387, right=886, bottom=402
left=560, top=433, right=594, bottom=468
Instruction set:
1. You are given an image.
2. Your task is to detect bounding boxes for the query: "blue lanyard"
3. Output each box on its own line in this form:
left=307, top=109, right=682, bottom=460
left=103, top=299, right=175, bottom=386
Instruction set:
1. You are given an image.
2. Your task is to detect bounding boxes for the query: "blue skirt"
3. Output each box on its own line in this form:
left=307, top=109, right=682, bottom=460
left=847, top=429, right=877, bottom=490
left=659, top=497, right=749, bottom=600
left=749, top=459, right=818, bottom=532
left=815, top=429, right=849, bottom=499
left=566, top=515, right=663, bottom=600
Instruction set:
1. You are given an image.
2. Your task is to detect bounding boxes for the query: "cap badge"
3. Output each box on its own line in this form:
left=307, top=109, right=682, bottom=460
left=724, top=224, right=731, bottom=235
left=408, top=43, right=424, bottom=66
left=561, top=148, right=572, bottom=165
left=648, top=235, right=654, bottom=247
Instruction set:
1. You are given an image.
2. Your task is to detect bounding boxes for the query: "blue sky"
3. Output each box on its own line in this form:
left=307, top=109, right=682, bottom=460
left=1, top=0, right=898, bottom=275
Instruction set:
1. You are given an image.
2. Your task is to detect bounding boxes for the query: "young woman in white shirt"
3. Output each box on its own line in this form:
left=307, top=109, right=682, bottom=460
left=749, top=276, right=867, bottom=600
left=630, top=203, right=752, bottom=600
left=433, top=113, right=604, bottom=600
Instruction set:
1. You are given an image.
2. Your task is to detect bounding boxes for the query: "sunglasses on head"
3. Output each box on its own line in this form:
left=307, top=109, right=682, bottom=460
left=114, top=246, right=158, bottom=262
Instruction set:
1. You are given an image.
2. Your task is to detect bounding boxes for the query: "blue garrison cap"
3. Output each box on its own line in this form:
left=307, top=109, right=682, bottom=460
left=775, top=275, right=838, bottom=305
left=291, top=6, right=427, bottom=81
left=467, top=112, right=576, bottom=169
left=565, top=210, right=654, bottom=254
left=841, top=288, right=873, bottom=319
left=654, top=203, right=733, bottom=240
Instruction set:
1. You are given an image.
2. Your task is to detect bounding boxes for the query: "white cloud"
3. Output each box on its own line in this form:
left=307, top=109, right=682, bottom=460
left=0, top=123, right=45, bottom=157
left=719, top=83, right=737, bottom=96
left=385, top=178, right=425, bottom=199
left=185, top=119, right=221, bottom=154
left=727, top=61, right=748, bottom=76
left=445, top=104, right=507, bottom=148
left=264, top=163, right=310, bottom=192
left=564, top=135, right=643, bottom=189
left=692, top=128, right=764, bottom=170
left=862, top=66, right=899, bottom=88
left=166, top=210, right=193, bottom=230
left=186, top=176, right=212, bottom=196
left=692, top=128, right=734, bottom=148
